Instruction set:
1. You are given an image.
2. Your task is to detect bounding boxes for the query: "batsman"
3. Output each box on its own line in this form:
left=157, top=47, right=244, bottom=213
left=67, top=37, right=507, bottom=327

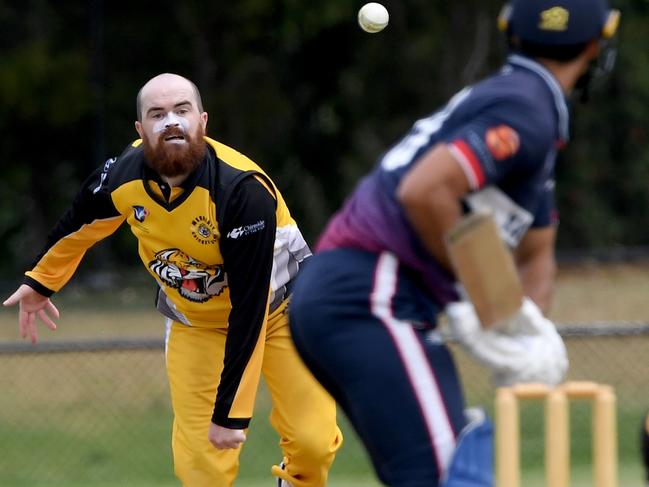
left=288, top=1, right=620, bottom=486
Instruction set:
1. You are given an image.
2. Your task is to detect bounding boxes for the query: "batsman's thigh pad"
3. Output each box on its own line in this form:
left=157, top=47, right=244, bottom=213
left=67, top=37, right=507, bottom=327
left=440, top=408, right=493, bottom=487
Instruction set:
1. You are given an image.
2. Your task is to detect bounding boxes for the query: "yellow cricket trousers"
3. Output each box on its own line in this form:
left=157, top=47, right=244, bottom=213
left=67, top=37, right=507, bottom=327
left=165, top=300, right=343, bottom=487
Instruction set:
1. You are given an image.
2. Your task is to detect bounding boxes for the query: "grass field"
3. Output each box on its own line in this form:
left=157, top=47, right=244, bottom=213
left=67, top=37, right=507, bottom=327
left=0, top=262, right=648, bottom=486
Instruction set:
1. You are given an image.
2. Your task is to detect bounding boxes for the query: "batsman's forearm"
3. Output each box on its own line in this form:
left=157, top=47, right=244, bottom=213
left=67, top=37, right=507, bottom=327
left=518, top=255, right=556, bottom=314
left=399, top=187, right=463, bottom=272
left=515, top=226, right=557, bottom=314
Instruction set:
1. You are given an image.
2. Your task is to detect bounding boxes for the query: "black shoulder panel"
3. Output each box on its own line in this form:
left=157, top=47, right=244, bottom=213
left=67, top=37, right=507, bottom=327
left=214, top=161, right=256, bottom=224
left=94, top=142, right=146, bottom=194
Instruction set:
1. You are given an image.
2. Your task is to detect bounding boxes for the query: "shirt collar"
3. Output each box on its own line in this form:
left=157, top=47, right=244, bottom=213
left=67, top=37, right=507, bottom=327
left=506, top=54, right=570, bottom=143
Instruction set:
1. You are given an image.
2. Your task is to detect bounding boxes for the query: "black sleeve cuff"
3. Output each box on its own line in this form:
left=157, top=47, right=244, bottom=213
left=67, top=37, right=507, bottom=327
left=22, top=276, right=55, bottom=297
left=211, top=410, right=251, bottom=430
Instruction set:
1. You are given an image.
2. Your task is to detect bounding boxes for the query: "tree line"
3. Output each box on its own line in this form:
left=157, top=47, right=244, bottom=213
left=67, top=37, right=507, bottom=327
left=1, top=0, right=647, bottom=279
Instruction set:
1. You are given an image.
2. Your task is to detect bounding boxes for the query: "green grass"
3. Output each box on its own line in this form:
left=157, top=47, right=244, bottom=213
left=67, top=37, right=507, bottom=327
left=0, top=416, right=174, bottom=486
left=2, top=480, right=380, bottom=487
left=0, top=347, right=378, bottom=486
left=1, top=263, right=649, bottom=486
left=496, top=463, right=645, bottom=487
left=0, top=351, right=645, bottom=486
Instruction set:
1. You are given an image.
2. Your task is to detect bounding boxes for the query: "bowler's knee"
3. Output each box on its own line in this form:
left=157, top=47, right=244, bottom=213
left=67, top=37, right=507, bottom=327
left=290, top=425, right=343, bottom=465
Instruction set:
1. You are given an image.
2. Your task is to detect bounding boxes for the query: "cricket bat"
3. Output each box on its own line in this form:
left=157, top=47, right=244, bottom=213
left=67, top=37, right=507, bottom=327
left=445, top=211, right=524, bottom=329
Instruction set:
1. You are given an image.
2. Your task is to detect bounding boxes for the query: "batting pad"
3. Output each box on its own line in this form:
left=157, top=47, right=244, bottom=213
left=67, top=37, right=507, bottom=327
left=440, top=408, right=494, bottom=487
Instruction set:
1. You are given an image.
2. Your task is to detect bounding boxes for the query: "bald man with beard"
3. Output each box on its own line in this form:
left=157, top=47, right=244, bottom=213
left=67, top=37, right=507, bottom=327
left=4, top=73, right=342, bottom=487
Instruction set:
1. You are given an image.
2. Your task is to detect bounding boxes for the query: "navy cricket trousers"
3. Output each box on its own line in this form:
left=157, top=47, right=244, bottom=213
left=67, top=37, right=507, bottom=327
left=289, top=248, right=467, bottom=487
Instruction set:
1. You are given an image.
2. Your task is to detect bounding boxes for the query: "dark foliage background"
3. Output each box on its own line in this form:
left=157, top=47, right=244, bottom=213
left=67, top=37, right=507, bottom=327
left=1, top=0, right=647, bottom=280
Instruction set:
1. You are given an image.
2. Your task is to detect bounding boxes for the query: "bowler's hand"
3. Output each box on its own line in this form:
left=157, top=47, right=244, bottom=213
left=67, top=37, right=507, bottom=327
left=208, top=423, right=246, bottom=450
left=3, top=284, right=59, bottom=344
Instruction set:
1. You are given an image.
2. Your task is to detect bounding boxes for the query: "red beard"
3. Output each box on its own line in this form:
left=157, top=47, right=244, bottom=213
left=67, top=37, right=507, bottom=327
left=142, top=125, right=206, bottom=178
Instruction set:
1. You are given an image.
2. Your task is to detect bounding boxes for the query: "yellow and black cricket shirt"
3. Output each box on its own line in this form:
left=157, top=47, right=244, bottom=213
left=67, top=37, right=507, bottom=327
left=24, top=137, right=311, bottom=428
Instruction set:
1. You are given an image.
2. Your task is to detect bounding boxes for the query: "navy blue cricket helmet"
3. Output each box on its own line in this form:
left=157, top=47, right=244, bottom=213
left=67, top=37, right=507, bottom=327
left=498, top=0, right=620, bottom=46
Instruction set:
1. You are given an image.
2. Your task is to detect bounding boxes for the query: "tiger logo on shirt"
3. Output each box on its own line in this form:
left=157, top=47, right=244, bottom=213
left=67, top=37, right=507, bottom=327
left=149, top=249, right=228, bottom=302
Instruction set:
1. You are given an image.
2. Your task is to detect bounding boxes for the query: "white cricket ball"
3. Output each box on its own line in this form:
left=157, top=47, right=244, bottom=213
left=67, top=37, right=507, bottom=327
left=358, top=3, right=389, bottom=34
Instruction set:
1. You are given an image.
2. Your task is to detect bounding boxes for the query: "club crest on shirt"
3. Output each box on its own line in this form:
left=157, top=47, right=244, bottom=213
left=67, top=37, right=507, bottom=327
left=191, top=215, right=218, bottom=245
left=149, top=248, right=227, bottom=302
left=485, top=125, right=520, bottom=161
left=132, top=205, right=149, bottom=223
